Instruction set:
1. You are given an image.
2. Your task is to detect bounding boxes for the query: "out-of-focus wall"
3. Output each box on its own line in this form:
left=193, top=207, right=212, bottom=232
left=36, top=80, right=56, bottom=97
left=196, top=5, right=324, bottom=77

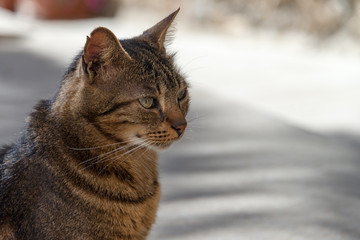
left=121, top=0, right=360, bottom=39
left=2, top=0, right=358, bottom=38
left=0, top=0, right=120, bottom=19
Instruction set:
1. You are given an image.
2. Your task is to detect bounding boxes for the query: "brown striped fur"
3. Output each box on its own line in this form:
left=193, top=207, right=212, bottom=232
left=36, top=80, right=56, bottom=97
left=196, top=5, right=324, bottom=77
left=0, top=9, right=189, bottom=240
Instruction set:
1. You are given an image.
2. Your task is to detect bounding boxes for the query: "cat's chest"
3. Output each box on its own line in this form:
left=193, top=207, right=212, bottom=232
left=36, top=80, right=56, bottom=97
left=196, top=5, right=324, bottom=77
left=32, top=184, right=160, bottom=239
left=82, top=191, right=160, bottom=239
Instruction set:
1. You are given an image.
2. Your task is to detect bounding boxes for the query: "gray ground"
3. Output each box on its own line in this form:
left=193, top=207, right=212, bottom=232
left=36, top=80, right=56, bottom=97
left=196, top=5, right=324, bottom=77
left=1, top=12, right=360, bottom=240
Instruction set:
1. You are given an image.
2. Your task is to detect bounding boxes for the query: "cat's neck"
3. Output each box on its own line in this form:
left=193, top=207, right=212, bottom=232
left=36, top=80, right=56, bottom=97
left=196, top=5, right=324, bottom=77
left=59, top=111, right=159, bottom=191
left=31, top=99, right=160, bottom=202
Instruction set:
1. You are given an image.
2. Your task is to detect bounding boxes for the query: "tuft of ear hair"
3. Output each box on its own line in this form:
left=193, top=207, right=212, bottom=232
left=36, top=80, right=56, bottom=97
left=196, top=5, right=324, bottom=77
left=83, top=27, right=132, bottom=78
left=141, top=8, right=180, bottom=52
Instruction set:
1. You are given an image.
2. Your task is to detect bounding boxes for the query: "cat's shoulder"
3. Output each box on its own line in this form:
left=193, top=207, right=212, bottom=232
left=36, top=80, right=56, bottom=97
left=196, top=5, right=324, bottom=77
left=0, top=100, right=51, bottom=165
left=0, top=145, right=13, bottom=164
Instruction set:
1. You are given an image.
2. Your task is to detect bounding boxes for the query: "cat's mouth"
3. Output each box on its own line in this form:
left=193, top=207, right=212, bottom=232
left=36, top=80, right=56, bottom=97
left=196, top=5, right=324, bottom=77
left=146, top=138, right=179, bottom=150
left=135, top=134, right=180, bottom=151
left=148, top=141, right=173, bottom=150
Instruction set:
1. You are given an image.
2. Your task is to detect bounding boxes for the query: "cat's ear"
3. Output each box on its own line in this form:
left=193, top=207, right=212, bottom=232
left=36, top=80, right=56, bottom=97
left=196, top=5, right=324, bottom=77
left=141, top=8, right=180, bottom=52
left=83, top=27, right=131, bottom=80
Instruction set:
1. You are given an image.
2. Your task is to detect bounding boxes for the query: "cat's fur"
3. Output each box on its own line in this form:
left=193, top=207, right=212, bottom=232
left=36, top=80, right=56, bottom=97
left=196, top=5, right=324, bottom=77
left=0, top=9, right=189, bottom=240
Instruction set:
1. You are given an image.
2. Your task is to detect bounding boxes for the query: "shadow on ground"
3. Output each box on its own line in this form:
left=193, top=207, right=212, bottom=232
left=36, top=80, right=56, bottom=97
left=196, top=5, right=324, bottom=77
left=151, top=92, right=360, bottom=240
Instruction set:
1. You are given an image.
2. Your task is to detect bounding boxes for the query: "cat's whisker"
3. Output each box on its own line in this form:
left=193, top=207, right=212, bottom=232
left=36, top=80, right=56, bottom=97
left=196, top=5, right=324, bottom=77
left=97, top=141, right=150, bottom=176
left=79, top=152, right=123, bottom=172
left=78, top=138, right=145, bottom=171
left=71, top=142, right=123, bottom=151
left=187, top=112, right=208, bottom=123
left=187, top=115, right=209, bottom=130
left=183, top=134, right=195, bottom=141
left=70, top=138, right=136, bottom=151
left=116, top=142, right=150, bottom=161
left=137, top=148, right=154, bottom=172
left=78, top=144, right=132, bottom=168
left=120, top=141, right=151, bottom=164
left=139, top=145, right=151, bottom=158
left=187, top=124, right=207, bottom=130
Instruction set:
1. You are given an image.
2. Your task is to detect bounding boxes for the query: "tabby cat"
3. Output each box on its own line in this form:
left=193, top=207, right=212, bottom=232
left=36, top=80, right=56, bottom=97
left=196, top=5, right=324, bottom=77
left=0, top=9, right=189, bottom=240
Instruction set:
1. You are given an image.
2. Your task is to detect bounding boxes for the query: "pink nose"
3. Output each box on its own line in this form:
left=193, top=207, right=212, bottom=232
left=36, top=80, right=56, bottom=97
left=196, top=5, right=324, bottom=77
left=172, top=122, right=187, bottom=136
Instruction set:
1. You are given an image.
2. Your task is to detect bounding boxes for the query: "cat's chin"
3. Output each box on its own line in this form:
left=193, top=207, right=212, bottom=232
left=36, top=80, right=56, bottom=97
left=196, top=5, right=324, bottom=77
left=147, top=142, right=173, bottom=152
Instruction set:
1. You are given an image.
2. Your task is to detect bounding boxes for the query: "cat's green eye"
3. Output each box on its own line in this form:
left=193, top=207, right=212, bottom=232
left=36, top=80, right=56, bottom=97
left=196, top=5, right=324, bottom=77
left=178, top=89, right=187, bottom=101
left=139, top=97, right=154, bottom=109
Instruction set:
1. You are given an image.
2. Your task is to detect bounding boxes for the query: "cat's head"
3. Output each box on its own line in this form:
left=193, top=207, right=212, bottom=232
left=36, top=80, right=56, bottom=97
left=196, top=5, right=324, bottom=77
left=57, top=9, right=189, bottom=150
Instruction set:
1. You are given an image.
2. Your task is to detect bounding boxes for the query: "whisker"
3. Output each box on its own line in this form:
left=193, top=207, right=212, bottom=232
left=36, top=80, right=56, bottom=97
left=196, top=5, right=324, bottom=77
left=77, top=137, right=144, bottom=171
left=187, top=124, right=207, bottom=130
left=69, top=138, right=137, bottom=151
left=122, top=141, right=151, bottom=164
left=97, top=141, right=150, bottom=175
left=183, top=132, right=195, bottom=141
left=187, top=112, right=208, bottom=123
left=78, top=145, right=131, bottom=171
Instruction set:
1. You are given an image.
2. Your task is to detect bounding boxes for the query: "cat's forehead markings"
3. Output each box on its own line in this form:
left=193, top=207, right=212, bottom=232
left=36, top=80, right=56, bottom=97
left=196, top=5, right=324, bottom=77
left=130, top=85, right=158, bottom=98
left=157, top=83, right=171, bottom=111
left=133, top=44, right=180, bottom=89
left=158, top=93, right=167, bottom=113
left=156, top=83, right=161, bottom=95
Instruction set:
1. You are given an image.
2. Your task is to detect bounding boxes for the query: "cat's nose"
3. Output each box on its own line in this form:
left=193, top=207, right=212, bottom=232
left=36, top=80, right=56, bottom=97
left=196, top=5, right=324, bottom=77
left=166, top=111, right=187, bottom=136
left=172, top=121, right=187, bottom=136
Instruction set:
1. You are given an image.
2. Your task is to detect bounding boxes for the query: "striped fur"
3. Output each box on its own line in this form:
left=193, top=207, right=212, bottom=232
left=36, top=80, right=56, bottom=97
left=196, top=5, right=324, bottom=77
left=0, top=9, right=189, bottom=240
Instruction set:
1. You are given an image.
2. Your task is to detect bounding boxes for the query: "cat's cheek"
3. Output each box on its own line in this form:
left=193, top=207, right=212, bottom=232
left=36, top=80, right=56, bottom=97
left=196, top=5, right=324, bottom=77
left=125, top=125, right=151, bottom=141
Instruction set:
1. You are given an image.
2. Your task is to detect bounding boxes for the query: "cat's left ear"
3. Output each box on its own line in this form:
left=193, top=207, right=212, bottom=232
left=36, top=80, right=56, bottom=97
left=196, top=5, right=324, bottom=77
left=141, top=8, right=180, bottom=52
left=82, top=27, right=132, bottom=81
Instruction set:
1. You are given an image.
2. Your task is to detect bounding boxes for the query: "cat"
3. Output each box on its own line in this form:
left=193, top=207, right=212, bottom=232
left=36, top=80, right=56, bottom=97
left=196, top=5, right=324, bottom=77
left=0, top=8, right=189, bottom=240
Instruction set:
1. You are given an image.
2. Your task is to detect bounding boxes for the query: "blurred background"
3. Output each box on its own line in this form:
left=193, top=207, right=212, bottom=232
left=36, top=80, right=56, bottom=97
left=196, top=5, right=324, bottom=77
left=1, top=0, right=360, bottom=239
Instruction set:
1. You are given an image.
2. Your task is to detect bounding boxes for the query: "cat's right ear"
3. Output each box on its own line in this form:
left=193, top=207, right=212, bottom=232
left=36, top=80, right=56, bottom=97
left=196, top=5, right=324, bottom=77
left=82, top=27, right=132, bottom=82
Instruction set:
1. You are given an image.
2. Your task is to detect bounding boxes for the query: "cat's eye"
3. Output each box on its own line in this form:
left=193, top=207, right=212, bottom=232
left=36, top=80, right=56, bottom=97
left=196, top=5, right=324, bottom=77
left=178, top=89, right=187, bottom=101
left=139, top=97, right=155, bottom=109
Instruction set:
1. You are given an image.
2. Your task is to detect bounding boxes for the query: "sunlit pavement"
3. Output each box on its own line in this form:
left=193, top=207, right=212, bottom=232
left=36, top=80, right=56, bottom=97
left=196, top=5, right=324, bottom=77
left=152, top=92, right=360, bottom=239
left=1, top=10, right=360, bottom=239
